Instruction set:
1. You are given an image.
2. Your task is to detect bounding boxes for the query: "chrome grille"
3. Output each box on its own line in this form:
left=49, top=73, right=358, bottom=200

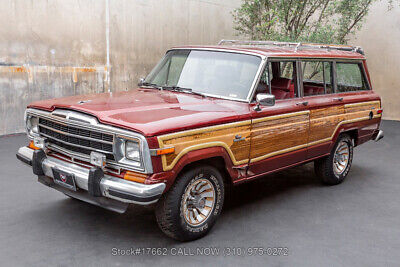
left=38, top=118, right=115, bottom=160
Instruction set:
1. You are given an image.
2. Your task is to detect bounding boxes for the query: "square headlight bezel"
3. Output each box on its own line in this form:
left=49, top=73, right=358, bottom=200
left=114, top=135, right=144, bottom=170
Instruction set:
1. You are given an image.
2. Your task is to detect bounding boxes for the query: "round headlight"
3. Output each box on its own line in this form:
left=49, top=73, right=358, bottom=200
left=125, top=140, right=140, bottom=161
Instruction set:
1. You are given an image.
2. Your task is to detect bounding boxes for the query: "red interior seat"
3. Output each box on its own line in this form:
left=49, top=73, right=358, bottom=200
left=271, top=89, right=289, bottom=99
left=314, top=87, right=324, bottom=95
left=304, top=85, right=324, bottom=96
left=288, top=83, right=295, bottom=98
left=271, top=78, right=291, bottom=99
left=304, top=86, right=314, bottom=96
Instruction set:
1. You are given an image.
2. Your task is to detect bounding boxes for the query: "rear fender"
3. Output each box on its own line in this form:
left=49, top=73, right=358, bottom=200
left=329, top=117, right=381, bottom=150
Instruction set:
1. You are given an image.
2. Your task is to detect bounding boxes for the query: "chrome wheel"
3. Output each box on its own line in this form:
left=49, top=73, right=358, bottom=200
left=182, top=178, right=216, bottom=227
left=333, top=140, right=350, bottom=176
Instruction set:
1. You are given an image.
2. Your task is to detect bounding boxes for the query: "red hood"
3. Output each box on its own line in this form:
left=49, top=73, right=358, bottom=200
left=28, top=88, right=251, bottom=136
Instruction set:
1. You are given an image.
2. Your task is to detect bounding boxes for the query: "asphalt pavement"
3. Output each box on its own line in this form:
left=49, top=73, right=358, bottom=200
left=1, top=120, right=399, bottom=266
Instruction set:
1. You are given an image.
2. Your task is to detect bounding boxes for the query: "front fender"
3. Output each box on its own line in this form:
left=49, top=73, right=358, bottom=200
left=149, top=146, right=242, bottom=190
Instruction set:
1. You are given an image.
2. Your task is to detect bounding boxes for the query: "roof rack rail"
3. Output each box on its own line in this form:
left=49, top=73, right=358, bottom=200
left=218, top=39, right=364, bottom=55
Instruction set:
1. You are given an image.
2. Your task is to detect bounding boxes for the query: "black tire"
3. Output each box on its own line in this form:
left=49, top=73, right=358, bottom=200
left=155, top=165, right=224, bottom=241
left=63, top=193, right=83, bottom=203
left=64, top=193, right=77, bottom=200
left=314, top=134, right=354, bottom=185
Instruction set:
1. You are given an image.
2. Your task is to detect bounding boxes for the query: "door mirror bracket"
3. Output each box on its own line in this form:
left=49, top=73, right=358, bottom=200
left=138, top=78, right=145, bottom=87
left=254, top=93, right=275, bottom=111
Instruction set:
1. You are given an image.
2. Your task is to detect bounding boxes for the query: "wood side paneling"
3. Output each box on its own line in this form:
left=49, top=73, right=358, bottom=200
left=159, top=121, right=252, bottom=171
left=157, top=101, right=381, bottom=172
left=309, top=105, right=345, bottom=144
left=345, top=101, right=381, bottom=120
left=250, top=112, right=309, bottom=161
left=309, top=101, right=381, bottom=146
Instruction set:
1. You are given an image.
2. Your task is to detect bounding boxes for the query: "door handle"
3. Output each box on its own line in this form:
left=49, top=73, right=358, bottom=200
left=234, top=135, right=246, bottom=142
left=333, top=97, right=343, bottom=102
left=296, top=101, right=308, bottom=106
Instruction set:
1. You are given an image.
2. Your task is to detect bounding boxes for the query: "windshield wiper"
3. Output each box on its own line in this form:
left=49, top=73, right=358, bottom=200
left=141, top=83, right=207, bottom=97
left=140, top=82, right=162, bottom=89
left=161, top=86, right=206, bottom=98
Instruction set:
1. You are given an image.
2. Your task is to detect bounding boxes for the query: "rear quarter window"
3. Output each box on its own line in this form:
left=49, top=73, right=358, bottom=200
left=336, top=63, right=369, bottom=92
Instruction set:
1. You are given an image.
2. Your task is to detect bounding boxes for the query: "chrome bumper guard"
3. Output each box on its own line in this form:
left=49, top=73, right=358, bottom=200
left=16, top=146, right=165, bottom=213
left=373, top=130, right=384, bottom=142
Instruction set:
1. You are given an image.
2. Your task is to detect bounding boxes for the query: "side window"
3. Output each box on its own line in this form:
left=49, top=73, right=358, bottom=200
left=336, top=63, right=368, bottom=92
left=268, top=61, right=298, bottom=100
left=324, top=62, right=333, bottom=94
left=255, top=64, right=271, bottom=95
left=280, top=62, right=294, bottom=80
left=301, top=61, right=333, bottom=96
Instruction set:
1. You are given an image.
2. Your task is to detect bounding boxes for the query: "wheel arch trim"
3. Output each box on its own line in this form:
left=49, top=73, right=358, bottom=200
left=159, top=141, right=247, bottom=172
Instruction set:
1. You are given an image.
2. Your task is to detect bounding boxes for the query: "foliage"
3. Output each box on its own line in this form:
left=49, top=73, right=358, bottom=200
left=233, top=0, right=395, bottom=44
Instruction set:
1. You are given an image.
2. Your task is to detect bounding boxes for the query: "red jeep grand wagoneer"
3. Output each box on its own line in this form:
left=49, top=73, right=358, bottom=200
left=17, top=40, right=383, bottom=241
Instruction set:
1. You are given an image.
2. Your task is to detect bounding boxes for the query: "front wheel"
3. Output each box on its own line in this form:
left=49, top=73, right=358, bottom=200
left=155, top=165, right=224, bottom=241
left=314, top=134, right=354, bottom=185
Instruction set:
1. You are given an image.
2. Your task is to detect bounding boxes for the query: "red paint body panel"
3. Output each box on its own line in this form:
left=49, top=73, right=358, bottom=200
left=331, top=117, right=381, bottom=149
left=28, top=88, right=252, bottom=137
left=247, top=147, right=309, bottom=177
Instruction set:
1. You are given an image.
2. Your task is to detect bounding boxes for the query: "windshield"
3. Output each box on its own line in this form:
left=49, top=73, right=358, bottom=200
left=144, top=49, right=262, bottom=100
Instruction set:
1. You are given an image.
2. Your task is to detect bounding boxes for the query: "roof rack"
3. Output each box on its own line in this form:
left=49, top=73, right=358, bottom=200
left=218, top=39, right=364, bottom=55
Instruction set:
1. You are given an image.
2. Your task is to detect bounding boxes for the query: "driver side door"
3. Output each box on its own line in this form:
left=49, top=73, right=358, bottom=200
left=248, top=60, right=310, bottom=176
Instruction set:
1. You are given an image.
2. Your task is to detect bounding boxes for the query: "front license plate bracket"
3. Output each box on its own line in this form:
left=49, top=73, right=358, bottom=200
left=52, top=168, right=77, bottom=191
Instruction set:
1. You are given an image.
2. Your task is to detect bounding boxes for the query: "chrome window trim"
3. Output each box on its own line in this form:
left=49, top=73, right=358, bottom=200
left=25, top=108, right=153, bottom=174
left=253, top=57, right=370, bottom=101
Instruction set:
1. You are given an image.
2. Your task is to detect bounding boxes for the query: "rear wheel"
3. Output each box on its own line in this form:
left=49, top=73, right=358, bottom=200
left=314, top=134, right=354, bottom=185
left=155, top=165, right=224, bottom=241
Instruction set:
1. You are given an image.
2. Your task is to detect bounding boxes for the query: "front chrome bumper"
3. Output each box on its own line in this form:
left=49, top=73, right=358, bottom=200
left=16, top=146, right=165, bottom=213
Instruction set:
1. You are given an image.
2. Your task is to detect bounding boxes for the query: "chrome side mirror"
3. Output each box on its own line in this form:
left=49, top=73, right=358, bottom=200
left=254, top=93, right=275, bottom=111
left=138, top=77, right=145, bottom=86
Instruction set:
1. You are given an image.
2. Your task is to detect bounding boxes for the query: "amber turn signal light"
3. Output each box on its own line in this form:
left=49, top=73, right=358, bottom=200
left=150, top=147, right=175, bottom=156
left=157, top=147, right=175, bottom=155
left=28, top=140, right=40, bottom=150
left=123, top=171, right=147, bottom=183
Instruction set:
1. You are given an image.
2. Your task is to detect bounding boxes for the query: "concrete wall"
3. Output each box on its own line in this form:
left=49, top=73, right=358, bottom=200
left=352, top=0, right=400, bottom=121
left=0, top=0, right=240, bottom=135
left=108, top=0, right=241, bottom=90
left=0, top=0, right=399, bottom=135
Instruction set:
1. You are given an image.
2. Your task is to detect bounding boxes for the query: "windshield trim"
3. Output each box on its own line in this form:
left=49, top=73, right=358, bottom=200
left=145, top=48, right=267, bottom=103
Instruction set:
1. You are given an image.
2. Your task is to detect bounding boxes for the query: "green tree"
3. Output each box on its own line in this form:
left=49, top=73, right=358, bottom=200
left=233, top=0, right=395, bottom=44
